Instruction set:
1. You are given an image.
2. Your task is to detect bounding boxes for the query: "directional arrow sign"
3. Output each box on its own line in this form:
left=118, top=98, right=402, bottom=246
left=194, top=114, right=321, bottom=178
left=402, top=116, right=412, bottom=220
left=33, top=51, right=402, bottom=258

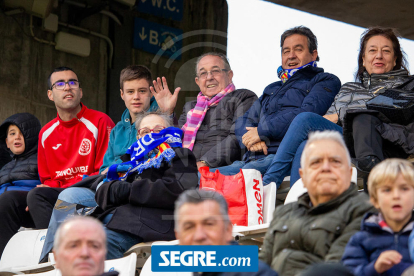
left=133, top=18, right=182, bottom=59
left=138, top=27, right=147, bottom=41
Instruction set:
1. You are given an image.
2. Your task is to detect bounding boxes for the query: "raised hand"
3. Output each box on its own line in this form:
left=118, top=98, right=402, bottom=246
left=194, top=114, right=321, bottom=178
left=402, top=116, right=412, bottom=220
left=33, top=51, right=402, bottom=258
left=150, top=77, right=181, bottom=115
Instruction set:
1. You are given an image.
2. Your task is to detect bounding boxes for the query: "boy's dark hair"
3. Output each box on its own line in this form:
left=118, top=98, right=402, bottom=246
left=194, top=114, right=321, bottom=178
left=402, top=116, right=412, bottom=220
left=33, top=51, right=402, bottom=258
left=280, top=26, right=319, bottom=61
left=120, top=65, right=152, bottom=90
left=47, top=67, right=77, bottom=89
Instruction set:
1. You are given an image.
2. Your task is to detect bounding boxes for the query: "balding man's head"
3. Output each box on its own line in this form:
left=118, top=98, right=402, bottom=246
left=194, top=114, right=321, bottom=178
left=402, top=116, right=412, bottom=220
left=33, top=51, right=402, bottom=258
left=299, top=131, right=352, bottom=206
left=53, top=216, right=106, bottom=276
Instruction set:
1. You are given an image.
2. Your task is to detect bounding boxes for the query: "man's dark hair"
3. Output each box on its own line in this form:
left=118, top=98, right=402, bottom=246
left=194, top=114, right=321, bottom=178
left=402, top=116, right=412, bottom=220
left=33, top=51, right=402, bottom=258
left=174, top=189, right=230, bottom=230
left=280, top=26, right=319, bottom=61
left=47, top=66, right=77, bottom=89
left=355, top=26, right=409, bottom=82
left=195, top=52, right=231, bottom=75
left=120, top=65, right=152, bottom=90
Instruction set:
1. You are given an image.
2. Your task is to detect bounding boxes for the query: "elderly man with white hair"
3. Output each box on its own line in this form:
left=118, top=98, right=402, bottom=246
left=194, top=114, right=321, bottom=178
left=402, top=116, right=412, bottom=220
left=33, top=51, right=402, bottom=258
left=259, top=130, right=375, bottom=276
left=53, top=216, right=118, bottom=276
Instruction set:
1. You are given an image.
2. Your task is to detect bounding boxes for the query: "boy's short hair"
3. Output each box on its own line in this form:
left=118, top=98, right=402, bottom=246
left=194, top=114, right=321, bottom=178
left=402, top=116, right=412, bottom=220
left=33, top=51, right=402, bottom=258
left=368, top=158, right=414, bottom=202
left=120, top=65, right=152, bottom=90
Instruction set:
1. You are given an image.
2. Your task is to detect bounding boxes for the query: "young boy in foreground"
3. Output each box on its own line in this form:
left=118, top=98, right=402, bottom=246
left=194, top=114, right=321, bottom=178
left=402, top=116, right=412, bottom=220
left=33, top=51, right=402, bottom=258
left=342, top=158, right=414, bottom=276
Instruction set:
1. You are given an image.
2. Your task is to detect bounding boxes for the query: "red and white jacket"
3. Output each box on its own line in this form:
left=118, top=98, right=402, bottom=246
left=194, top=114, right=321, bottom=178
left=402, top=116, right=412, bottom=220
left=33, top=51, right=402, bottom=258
left=38, top=104, right=115, bottom=188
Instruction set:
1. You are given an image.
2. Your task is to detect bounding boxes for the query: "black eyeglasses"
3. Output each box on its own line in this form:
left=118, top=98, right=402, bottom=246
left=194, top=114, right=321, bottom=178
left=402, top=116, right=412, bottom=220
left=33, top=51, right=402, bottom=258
left=197, top=68, right=229, bottom=79
left=51, top=80, right=80, bottom=90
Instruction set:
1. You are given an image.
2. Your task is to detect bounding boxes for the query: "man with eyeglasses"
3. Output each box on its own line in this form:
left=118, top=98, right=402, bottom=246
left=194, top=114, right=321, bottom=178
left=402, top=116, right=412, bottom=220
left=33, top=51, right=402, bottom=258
left=34, top=66, right=180, bottom=262
left=178, top=52, right=257, bottom=169
left=24, top=66, right=115, bottom=230
left=51, top=65, right=177, bottom=215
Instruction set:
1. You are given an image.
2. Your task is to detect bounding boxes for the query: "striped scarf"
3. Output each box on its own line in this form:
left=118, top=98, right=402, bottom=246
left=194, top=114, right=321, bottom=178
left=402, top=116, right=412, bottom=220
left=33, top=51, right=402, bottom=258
left=104, top=127, right=183, bottom=182
left=182, top=83, right=235, bottom=150
left=277, top=61, right=317, bottom=83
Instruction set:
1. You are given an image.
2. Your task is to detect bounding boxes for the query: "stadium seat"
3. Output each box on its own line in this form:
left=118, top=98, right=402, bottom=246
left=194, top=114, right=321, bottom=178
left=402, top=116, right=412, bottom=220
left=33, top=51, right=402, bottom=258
left=140, top=255, right=192, bottom=276
left=14, top=270, right=57, bottom=276
left=0, top=229, right=54, bottom=274
left=232, top=182, right=277, bottom=245
left=105, top=252, right=137, bottom=276
left=124, top=240, right=179, bottom=270
left=140, top=242, right=187, bottom=276
left=284, top=167, right=358, bottom=204
left=128, top=184, right=278, bottom=270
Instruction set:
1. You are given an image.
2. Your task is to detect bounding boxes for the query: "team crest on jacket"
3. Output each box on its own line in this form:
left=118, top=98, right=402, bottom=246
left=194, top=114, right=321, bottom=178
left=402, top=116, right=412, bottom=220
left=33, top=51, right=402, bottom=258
left=79, top=138, right=92, bottom=156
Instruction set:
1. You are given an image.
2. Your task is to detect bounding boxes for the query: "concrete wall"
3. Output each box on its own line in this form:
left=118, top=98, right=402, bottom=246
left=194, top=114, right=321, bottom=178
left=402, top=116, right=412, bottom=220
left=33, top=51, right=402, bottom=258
left=0, top=0, right=229, bottom=126
left=107, top=0, right=229, bottom=121
left=0, top=5, right=108, bottom=126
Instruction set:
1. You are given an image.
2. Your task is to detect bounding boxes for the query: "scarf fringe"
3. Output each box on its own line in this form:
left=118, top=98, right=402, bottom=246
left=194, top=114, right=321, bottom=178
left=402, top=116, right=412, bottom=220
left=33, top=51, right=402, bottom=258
left=119, top=146, right=176, bottom=181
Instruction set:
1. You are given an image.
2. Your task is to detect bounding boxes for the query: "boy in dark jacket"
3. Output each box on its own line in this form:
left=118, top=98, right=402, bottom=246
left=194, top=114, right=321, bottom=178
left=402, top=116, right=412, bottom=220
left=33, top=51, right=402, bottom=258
left=0, top=112, right=42, bottom=257
left=342, top=158, right=414, bottom=276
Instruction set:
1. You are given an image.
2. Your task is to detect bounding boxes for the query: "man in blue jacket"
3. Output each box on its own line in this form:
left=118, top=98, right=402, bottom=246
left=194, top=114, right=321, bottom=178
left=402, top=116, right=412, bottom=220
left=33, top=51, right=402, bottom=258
left=214, top=26, right=341, bottom=180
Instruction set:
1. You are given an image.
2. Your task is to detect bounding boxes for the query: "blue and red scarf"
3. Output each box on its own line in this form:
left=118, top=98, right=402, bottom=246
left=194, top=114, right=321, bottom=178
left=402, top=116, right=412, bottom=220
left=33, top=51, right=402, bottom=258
left=277, top=61, right=317, bottom=83
left=105, top=127, right=183, bottom=182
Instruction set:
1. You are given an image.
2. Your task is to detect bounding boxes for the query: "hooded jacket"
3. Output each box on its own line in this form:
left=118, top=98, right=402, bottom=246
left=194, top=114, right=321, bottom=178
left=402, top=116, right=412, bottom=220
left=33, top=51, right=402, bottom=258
left=0, top=113, right=41, bottom=194
left=236, top=66, right=341, bottom=160
left=259, top=185, right=374, bottom=276
left=342, top=212, right=413, bottom=276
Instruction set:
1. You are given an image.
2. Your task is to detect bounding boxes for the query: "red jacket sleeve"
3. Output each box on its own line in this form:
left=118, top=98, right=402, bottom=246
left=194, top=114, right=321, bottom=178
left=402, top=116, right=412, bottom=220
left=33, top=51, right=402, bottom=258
left=90, top=115, right=115, bottom=176
left=37, top=134, right=62, bottom=188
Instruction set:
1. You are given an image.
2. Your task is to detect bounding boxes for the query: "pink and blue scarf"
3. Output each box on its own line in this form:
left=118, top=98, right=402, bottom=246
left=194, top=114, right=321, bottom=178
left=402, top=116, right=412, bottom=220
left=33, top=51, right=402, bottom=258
left=277, top=61, right=317, bottom=83
left=182, top=83, right=235, bottom=150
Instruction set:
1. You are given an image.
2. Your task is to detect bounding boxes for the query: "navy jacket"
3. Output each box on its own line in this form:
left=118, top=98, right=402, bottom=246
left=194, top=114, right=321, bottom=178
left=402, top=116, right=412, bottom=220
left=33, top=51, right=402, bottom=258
left=235, top=66, right=341, bottom=160
left=342, top=212, right=413, bottom=276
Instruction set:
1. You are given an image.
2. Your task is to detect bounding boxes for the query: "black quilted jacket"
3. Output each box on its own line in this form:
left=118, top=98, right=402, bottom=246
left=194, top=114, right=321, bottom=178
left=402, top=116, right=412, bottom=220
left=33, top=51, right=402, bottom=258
left=0, top=113, right=41, bottom=185
left=327, top=69, right=414, bottom=156
left=326, top=69, right=411, bottom=122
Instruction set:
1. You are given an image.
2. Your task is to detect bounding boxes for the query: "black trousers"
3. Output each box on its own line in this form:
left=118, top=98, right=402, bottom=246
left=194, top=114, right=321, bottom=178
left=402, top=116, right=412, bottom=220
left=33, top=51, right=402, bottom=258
left=0, top=187, right=65, bottom=257
left=352, top=113, right=408, bottom=160
left=0, top=190, right=35, bottom=257
left=26, top=187, right=65, bottom=229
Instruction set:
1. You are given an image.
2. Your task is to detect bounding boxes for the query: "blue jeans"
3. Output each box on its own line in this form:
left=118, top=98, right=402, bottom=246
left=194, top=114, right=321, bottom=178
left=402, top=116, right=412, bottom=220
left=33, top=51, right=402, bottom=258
left=40, top=187, right=98, bottom=262
left=211, top=154, right=276, bottom=177
left=104, top=214, right=143, bottom=260
left=262, top=112, right=343, bottom=187
left=57, top=187, right=97, bottom=207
